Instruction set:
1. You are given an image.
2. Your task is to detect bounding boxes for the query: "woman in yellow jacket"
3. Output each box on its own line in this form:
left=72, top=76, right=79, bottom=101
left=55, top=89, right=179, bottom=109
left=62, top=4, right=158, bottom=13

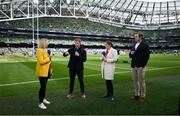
left=36, top=39, right=52, bottom=110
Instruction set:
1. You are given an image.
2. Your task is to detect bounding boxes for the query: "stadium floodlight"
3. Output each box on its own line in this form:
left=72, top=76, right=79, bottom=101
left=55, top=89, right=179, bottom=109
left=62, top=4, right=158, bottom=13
left=33, top=0, right=39, bottom=4
left=80, top=0, right=84, bottom=5
left=49, top=0, right=54, bottom=3
left=67, top=0, right=71, bottom=4
left=111, top=6, right=115, bottom=10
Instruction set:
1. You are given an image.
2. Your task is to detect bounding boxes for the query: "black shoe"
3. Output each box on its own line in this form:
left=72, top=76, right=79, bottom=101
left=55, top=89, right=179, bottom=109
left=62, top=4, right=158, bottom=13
left=131, top=96, right=140, bottom=100
left=103, top=93, right=111, bottom=98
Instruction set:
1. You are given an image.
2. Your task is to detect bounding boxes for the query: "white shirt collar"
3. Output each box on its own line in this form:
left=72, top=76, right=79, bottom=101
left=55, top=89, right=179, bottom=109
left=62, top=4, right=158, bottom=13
left=135, top=42, right=140, bottom=50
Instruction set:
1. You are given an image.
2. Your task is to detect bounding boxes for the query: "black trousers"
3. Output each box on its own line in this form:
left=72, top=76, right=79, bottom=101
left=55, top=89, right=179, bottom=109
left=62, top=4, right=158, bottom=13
left=39, top=77, right=48, bottom=103
left=106, top=80, right=114, bottom=96
left=69, top=68, right=84, bottom=94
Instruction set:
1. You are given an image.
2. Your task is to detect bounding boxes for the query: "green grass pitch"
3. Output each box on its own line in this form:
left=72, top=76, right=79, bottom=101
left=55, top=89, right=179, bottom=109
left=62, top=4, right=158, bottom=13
left=0, top=54, right=180, bottom=115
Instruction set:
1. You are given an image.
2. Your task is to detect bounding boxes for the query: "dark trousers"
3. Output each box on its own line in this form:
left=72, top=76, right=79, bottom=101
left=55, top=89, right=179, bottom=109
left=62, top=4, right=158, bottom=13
left=39, top=77, right=48, bottom=103
left=69, top=68, right=84, bottom=94
left=106, top=80, right=113, bottom=96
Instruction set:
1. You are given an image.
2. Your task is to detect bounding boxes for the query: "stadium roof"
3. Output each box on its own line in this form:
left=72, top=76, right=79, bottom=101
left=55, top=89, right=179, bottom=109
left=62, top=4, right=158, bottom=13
left=0, top=0, right=180, bottom=30
left=138, top=0, right=175, bottom=2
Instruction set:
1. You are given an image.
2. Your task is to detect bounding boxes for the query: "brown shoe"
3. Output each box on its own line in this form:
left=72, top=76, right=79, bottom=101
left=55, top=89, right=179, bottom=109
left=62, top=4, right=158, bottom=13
left=139, top=96, right=145, bottom=102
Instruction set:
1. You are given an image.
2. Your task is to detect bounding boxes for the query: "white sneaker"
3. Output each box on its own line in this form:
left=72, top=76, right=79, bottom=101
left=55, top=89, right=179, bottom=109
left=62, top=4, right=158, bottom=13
left=66, top=93, right=74, bottom=99
left=43, top=99, right=51, bottom=104
left=38, top=103, right=47, bottom=110
left=81, top=94, right=86, bottom=99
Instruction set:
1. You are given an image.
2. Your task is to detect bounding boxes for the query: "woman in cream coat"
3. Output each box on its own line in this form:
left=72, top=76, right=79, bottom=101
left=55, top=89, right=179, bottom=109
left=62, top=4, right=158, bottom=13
left=101, top=41, right=118, bottom=101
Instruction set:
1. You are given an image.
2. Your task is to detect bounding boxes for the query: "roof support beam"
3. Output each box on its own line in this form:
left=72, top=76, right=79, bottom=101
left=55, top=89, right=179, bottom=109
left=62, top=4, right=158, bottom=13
left=159, top=2, right=162, bottom=25
left=94, top=0, right=109, bottom=15
left=174, top=1, right=178, bottom=23
left=100, top=0, right=115, bottom=18
left=88, top=0, right=103, bottom=15
left=118, top=0, right=134, bottom=22
left=150, top=2, right=155, bottom=24
left=133, top=2, right=143, bottom=24
left=167, top=2, right=169, bottom=23
left=112, top=0, right=129, bottom=19
left=107, top=0, right=122, bottom=17
left=124, top=1, right=138, bottom=24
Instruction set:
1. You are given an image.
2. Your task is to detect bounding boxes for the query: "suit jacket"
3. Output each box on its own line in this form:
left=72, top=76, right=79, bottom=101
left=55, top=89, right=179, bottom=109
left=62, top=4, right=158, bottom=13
left=63, top=45, right=87, bottom=70
left=36, top=48, right=52, bottom=77
left=129, top=42, right=150, bottom=68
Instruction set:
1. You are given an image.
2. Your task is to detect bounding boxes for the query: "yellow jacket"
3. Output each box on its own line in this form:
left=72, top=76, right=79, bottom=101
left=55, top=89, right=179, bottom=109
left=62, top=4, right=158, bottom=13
left=36, top=48, right=52, bottom=77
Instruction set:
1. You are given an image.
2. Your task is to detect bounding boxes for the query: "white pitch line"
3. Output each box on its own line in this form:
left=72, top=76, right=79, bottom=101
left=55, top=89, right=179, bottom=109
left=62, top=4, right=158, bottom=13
left=0, top=73, right=102, bottom=87
left=0, top=66, right=179, bottom=87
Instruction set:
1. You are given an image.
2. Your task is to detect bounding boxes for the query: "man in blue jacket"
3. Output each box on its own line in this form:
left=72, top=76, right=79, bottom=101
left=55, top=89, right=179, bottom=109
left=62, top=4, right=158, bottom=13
left=63, top=38, right=87, bottom=99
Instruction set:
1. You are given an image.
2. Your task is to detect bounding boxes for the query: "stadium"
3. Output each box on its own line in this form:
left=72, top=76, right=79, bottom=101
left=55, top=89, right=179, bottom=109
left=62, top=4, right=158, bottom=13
left=0, top=0, right=180, bottom=115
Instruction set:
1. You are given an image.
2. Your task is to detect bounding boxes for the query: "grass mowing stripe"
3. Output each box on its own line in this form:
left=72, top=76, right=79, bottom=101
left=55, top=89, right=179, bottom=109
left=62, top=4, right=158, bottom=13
left=54, top=61, right=102, bottom=72
left=85, top=62, right=177, bottom=71
left=85, top=63, right=131, bottom=70
left=0, top=66, right=179, bottom=87
left=58, top=61, right=131, bottom=71
left=0, top=72, right=123, bottom=87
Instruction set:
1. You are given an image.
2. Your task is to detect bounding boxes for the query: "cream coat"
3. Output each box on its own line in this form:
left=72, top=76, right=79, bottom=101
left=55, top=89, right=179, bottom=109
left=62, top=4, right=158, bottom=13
left=101, top=47, right=118, bottom=80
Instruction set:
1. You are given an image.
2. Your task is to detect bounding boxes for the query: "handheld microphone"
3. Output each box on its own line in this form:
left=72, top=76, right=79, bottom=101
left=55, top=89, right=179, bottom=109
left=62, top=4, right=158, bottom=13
left=47, top=49, right=51, bottom=55
left=131, top=46, right=135, bottom=51
left=75, top=46, right=79, bottom=51
left=102, top=51, right=106, bottom=57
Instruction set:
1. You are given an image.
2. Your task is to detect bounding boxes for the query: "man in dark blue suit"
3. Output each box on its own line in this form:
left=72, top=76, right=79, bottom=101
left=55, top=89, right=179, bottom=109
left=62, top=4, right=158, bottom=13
left=129, top=33, right=150, bottom=102
left=63, top=39, right=87, bottom=99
